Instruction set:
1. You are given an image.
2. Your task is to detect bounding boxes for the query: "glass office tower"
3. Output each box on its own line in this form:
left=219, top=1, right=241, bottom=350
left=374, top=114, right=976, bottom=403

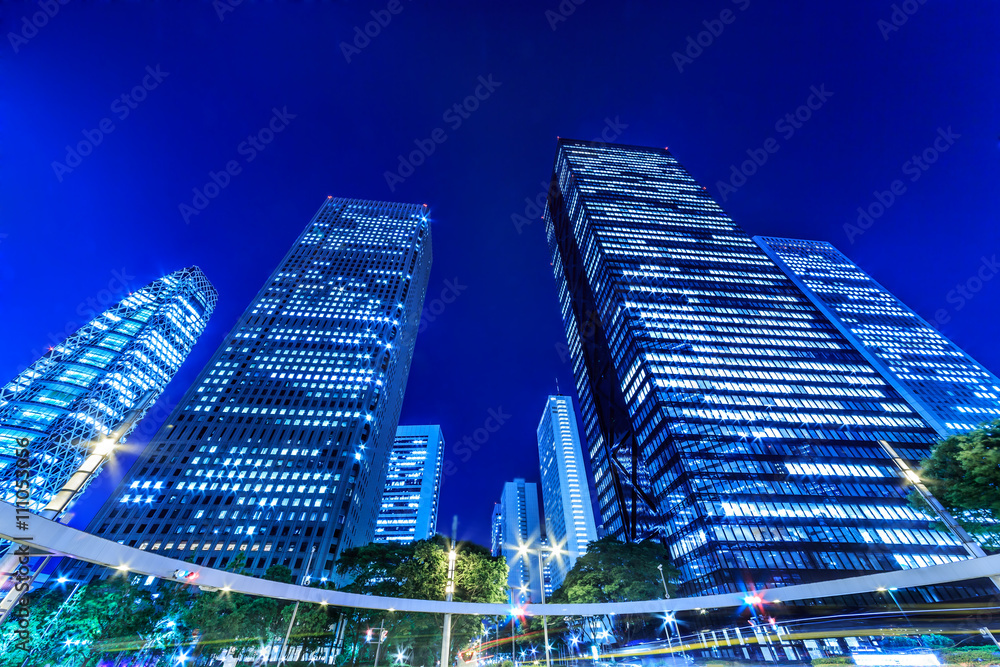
left=493, top=479, right=544, bottom=604
left=490, top=503, right=503, bottom=557
left=82, top=198, right=431, bottom=581
left=0, top=267, right=216, bottom=513
left=536, top=395, right=597, bottom=589
left=374, top=425, right=444, bottom=544
left=756, top=237, right=1000, bottom=437
left=544, top=139, right=975, bottom=596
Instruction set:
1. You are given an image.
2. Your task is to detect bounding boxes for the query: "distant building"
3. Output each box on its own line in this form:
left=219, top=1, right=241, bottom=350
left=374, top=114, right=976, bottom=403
left=536, top=395, right=597, bottom=589
left=756, top=236, right=1000, bottom=437
left=490, top=503, right=503, bottom=558
left=493, top=479, right=544, bottom=604
left=374, top=425, right=444, bottom=544
left=0, top=267, right=217, bottom=514
left=539, top=535, right=554, bottom=599
left=78, top=198, right=432, bottom=581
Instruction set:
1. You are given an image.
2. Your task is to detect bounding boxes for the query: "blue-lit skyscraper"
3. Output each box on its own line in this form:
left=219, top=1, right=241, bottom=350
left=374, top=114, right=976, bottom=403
left=490, top=503, right=503, bottom=557
left=0, top=267, right=217, bottom=513
left=81, top=198, right=431, bottom=581
left=544, top=139, right=976, bottom=596
left=756, top=237, right=1000, bottom=437
left=536, top=395, right=597, bottom=589
left=493, top=479, right=544, bottom=604
left=374, top=425, right=444, bottom=544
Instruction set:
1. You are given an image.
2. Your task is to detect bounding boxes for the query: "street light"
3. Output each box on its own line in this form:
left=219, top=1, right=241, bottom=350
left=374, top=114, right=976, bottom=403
left=441, top=516, right=459, bottom=667
left=441, top=546, right=457, bottom=667
left=656, top=564, right=670, bottom=599
left=510, top=605, right=524, bottom=666
left=515, top=542, right=565, bottom=667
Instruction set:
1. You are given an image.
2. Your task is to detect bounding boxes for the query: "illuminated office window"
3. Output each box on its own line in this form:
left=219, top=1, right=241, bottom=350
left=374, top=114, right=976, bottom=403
left=0, top=267, right=216, bottom=513
left=544, top=139, right=972, bottom=597
left=76, top=198, right=432, bottom=582
left=757, top=236, right=1000, bottom=437
left=374, top=425, right=444, bottom=544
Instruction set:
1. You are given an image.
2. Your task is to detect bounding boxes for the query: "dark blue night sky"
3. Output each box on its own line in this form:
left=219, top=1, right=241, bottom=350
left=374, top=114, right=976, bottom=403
left=1, top=0, right=998, bottom=548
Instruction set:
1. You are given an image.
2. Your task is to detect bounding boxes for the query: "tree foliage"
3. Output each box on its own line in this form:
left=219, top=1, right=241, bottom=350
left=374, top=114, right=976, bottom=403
left=3, top=539, right=504, bottom=667
left=1, top=573, right=163, bottom=667
left=335, top=535, right=508, bottom=667
left=549, top=536, right=676, bottom=605
left=548, top=537, right=677, bottom=646
left=915, top=419, right=1000, bottom=545
left=184, top=559, right=331, bottom=662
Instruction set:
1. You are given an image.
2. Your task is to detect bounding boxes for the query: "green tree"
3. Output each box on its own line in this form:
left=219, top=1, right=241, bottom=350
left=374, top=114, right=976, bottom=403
left=183, top=558, right=299, bottom=662
left=915, top=419, right=1000, bottom=546
left=882, top=636, right=920, bottom=649
left=281, top=601, right=336, bottom=659
left=36, top=574, right=158, bottom=667
left=921, top=634, right=955, bottom=648
left=1, top=574, right=204, bottom=667
left=335, top=535, right=507, bottom=667
left=72, top=575, right=159, bottom=666
left=548, top=537, right=677, bottom=646
left=0, top=584, right=71, bottom=667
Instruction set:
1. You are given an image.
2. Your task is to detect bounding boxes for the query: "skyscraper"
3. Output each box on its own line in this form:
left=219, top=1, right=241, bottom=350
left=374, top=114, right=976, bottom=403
left=756, top=237, right=1000, bottom=437
left=544, top=139, right=976, bottom=596
left=81, top=197, right=431, bottom=581
left=536, top=395, right=597, bottom=589
left=0, top=267, right=217, bottom=514
left=374, top=425, right=444, bottom=544
left=493, top=479, right=544, bottom=604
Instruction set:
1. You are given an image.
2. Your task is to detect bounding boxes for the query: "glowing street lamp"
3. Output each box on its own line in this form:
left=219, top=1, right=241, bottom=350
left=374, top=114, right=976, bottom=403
left=441, top=518, right=459, bottom=667
left=513, top=540, right=565, bottom=667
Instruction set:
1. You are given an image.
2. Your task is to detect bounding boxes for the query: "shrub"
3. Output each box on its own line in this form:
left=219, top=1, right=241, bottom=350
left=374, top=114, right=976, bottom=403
left=941, top=649, right=1000, bottom=665
left=923, top=635, right=956, bottom=648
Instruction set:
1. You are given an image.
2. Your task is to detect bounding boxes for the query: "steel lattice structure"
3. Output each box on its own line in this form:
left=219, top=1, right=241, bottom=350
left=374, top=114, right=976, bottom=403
left=0, top=266, right=217, bottom=513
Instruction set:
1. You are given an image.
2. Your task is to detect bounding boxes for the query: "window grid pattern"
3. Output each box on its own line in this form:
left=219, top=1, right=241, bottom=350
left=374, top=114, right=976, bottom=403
left=494, top=479, right=545, bottom=605
left=536, top=395, right=598, bottom=590
left=0, top=267, right=216, bottom=513
left=77, top=198, right=431, bottom=583
left=756, top=237, right=1000, bottom=436
left=374, top=425, right=444, bottom=544
left=544, top=139, right=969, bottom=597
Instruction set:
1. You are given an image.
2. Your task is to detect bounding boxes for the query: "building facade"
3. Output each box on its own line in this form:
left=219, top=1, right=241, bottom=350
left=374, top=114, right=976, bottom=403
left=0, top=267, right=217, bottom=514
left=374, top=424, right=444, bottom=544
left=544, top=139, right=978, bottom=597
left=493, top=479, right=544, bottom=604
left=536, top=395, right=597, bottom=589
left=490, top=503, right=503, bottom=557
left=756, top=237, right=1000, bottom=437
left=81, top=198, right=432, bottom=582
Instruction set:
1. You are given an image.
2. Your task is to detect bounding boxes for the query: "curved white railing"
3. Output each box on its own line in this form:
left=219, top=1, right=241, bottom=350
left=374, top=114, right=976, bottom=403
left=3, top=501, right=998, bottom=616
